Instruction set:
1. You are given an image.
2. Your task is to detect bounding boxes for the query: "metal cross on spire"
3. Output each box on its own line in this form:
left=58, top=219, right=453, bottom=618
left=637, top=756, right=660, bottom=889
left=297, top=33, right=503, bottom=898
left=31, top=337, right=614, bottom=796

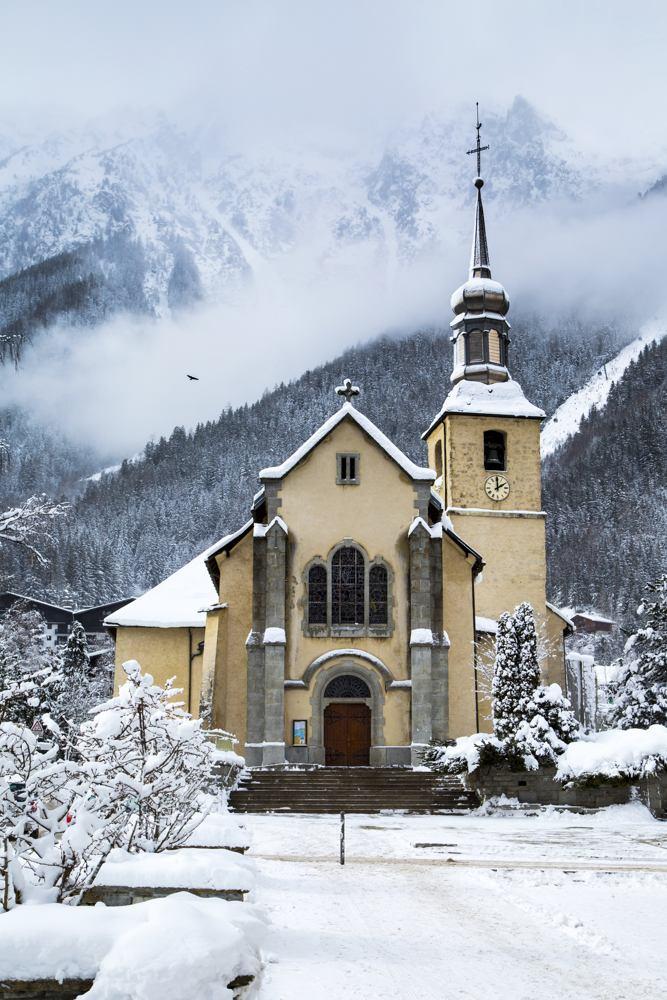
left=466, top=101, right=489, bottom=179
left=335, top=377, right=360, bottom=405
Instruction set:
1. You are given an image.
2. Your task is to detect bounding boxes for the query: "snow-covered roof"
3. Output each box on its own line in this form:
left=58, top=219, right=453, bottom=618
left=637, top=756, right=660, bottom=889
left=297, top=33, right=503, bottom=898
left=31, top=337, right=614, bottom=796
left=475, top=615, right=498, bottom=634
left=423, top=379, right=544, bottom=438
left=566, top=651, right=595, bottom=666
left=104, top=530, right=244, bottom=629
left=571, top=610, right=616, bottom=626
left=546, top=602, right=575, bottom=630
left=260, top=402, right=435, bottom=482
left=450, top=277, right=507, bottom=310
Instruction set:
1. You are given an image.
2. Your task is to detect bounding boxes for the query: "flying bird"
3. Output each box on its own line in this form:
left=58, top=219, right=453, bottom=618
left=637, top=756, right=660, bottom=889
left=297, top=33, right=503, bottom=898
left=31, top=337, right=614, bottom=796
left=186, top=374, right=199, bottom=381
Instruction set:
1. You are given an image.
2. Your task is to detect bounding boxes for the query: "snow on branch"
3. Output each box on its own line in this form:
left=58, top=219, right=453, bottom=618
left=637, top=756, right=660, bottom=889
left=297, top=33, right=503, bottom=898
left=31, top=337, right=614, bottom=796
left=0, top=494, right=69, bottom=565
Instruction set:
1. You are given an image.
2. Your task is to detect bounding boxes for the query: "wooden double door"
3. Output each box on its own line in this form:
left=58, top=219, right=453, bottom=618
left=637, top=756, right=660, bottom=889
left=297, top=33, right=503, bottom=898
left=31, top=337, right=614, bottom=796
left=324, top=703, right=371, bottom=766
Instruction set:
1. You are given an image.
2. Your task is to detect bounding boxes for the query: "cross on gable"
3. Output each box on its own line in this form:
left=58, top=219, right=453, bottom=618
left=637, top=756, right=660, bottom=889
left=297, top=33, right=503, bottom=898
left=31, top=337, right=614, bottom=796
left=335, top=378, right=360, bottom=405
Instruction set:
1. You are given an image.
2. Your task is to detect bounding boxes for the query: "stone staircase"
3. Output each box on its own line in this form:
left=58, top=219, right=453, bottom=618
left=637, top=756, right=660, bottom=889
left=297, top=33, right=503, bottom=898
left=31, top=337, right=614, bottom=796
left=228, top=767, right=480, bottom=814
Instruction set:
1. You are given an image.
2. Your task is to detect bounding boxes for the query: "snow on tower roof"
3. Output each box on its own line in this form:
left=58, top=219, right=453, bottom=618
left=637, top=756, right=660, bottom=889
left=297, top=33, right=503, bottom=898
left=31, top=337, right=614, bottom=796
left=104, top=523, right=252, bottom=629
left=423, top=379, right=544, bottom=438
left=260, top=401, right=435, bottom=482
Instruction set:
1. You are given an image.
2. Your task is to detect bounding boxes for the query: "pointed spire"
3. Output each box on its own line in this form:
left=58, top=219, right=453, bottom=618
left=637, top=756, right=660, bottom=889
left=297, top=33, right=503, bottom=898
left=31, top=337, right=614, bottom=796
left=470, top=177, right=491, bottom=279
left=466, top=103, right=491, bottom=280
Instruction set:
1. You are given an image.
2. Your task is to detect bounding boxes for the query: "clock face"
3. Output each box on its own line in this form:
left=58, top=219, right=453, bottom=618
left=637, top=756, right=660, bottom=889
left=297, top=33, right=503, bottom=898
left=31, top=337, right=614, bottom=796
left=485, top=474, right=510, bottom=502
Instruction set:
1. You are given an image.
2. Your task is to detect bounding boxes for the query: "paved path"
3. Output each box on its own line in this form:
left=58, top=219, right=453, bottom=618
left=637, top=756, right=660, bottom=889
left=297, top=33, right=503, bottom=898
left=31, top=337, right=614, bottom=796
left=249, top=812, right=667, bottom=1000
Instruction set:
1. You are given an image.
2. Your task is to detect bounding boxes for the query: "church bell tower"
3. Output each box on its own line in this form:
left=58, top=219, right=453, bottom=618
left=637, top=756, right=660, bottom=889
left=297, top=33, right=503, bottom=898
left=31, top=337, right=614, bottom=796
left=423, top=104, right=552, bottom=647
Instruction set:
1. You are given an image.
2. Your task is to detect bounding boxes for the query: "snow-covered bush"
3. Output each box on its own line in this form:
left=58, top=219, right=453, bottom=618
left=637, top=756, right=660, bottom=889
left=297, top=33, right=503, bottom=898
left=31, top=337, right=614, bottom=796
left=527, top=683, right=580, bottom=744
left=0, top=717, right=119, bottom=908
left=610, top=576, right=667, bottom=729
left=77, top=660, right=219, bottom=853
left=421, top=733, right=519, bottom=774
left=1, top=658, right=239, bottom=907
left=556, top=725, right=667, bottom=785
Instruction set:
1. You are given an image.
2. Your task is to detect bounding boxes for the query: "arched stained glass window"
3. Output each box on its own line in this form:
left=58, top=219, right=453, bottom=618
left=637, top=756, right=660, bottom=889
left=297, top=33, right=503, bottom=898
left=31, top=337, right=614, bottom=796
left=308, top=564, right=328, bottom=625
left=331, top=546, right=365, bottom=625
left=324, top=675, right=371, bottom=698
left=369, top=564, right=388, bottom=626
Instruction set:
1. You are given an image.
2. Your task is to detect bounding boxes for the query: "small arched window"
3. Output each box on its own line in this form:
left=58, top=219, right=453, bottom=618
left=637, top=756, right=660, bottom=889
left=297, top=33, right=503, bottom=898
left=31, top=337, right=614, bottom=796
left=434, top=440, right=443, bottom=479
left=369, top=564, right=388, bottom=626
left=484, top=430, right=506, bottom=471
left=331, top=546, right=365, bottom=625
left=308, top=564, right=328, bottom=625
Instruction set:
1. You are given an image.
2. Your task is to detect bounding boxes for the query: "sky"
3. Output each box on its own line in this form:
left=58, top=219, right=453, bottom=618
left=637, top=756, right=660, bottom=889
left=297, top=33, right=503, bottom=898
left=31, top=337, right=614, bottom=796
left=1, top=0, right=667, bottom=159
left=0, top=0, right=666, bottom=456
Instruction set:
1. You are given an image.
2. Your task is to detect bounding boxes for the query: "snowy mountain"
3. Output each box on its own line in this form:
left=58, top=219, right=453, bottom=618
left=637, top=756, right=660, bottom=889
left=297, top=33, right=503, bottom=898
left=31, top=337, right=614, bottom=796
left=0, top=97, right=589, bottom=358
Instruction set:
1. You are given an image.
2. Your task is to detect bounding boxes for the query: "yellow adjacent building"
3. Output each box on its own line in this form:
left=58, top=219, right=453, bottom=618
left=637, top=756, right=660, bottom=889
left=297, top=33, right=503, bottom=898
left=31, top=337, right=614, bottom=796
left=107, top=165, right=571, bottom=767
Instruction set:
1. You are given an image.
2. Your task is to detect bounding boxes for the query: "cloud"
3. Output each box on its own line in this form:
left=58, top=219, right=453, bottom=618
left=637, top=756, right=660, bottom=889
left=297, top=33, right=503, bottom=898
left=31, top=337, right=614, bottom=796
left=3, top=185, right=666, bottom=457
left=0, top=243, right=450, bottom=455
left=2, top=0, right=667, bottom=160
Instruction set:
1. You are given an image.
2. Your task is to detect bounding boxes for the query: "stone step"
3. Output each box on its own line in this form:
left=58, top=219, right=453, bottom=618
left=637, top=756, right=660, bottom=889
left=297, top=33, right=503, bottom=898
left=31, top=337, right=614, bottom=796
left=228, top=768, right=478, bottom=813
left=232, top=804, right=475, bottom=814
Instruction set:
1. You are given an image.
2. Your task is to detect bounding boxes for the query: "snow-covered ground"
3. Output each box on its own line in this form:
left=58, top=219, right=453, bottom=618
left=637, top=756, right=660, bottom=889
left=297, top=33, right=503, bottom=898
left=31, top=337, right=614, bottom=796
left=540, top=321, right=665, bottom=458
left=250, top=805, right=667, bottom=999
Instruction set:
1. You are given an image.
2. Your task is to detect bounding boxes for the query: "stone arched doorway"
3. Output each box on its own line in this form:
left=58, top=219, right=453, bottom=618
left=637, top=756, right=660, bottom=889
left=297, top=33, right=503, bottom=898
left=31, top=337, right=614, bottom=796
left=323, top=675, right=372, bottom=766
left=310, top=660, right=385, bottom=767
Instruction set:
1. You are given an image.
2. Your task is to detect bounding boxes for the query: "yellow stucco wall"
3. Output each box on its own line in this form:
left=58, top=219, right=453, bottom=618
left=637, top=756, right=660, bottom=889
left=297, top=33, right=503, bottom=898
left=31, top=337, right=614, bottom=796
left=442, top=534, right=478, bottom=737
left=214, top=531, right=254, bottom=743
left=113, top=625, right=205, bottom=713
left=474, top=632, right=496, bottom=734
left=450, top=512, right=547, bottom=621
left=544, top=607, right=568, bottom=689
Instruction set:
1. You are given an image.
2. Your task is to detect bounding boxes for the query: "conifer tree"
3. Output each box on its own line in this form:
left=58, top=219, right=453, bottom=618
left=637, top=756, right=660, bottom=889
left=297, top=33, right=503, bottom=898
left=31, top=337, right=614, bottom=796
left=611, top=576, right=667, bottom=729
left=492, top=602, right=578, bottom=768
left=62, top=620, right=89, bottom=679
left=55, top=620, right=97, bottom=727
left=492, top=604, right=538, bottom=740
left=0, top=604, right=63, bottom=726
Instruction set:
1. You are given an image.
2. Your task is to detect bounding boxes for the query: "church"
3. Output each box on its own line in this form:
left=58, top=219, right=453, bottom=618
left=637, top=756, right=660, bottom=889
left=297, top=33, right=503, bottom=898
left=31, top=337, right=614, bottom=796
left=106, top=157, right=571, bottom=768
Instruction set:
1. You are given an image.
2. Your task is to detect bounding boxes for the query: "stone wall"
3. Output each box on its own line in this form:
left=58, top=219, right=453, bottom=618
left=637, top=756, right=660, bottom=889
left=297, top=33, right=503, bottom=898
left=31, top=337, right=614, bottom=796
left=640, top=772, right=667, bottom=819
left=466, top=766, right=667, bottom=816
